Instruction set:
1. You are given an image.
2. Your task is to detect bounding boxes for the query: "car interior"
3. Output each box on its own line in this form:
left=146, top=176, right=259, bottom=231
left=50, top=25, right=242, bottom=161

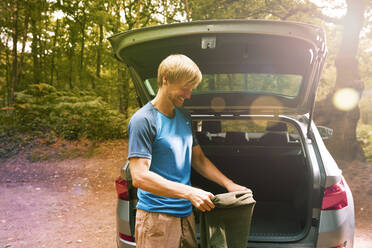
left=191, top=119, right=310, bottom=241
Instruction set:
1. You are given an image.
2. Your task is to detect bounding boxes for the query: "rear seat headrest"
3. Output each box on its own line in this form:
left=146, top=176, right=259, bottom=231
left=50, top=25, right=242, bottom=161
left=202, top=121, right=221, bottom=133
left=266, top=121, right=287, bottom=132
left=261, top=121, right=289, bottom=145
left=225, top=132, right=249, bottom=144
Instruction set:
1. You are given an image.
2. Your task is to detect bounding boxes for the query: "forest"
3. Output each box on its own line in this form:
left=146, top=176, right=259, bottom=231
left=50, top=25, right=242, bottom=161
left=0, top=0, right=371, bottom=162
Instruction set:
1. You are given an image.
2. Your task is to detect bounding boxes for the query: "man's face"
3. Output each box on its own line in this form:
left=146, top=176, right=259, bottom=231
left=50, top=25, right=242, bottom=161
left=164, top=78, right=197, bottom=108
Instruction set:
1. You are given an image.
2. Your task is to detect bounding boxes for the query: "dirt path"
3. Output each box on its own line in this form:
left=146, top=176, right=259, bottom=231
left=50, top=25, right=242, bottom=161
left=0, top=140, right=128, bottom=248
left=0, top=140, right=371, bottom=248
left=341, top=160, right=372, bottom=248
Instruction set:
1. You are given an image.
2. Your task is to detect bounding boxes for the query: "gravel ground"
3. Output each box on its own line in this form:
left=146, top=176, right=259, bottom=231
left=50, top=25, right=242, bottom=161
left=0, top=140, right=370, bottom=248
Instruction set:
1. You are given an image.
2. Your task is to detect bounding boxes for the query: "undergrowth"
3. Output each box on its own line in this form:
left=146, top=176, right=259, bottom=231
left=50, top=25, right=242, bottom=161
left=0, top=83, right=135, bottom=160
left=357, top=122, right=372, bottom=162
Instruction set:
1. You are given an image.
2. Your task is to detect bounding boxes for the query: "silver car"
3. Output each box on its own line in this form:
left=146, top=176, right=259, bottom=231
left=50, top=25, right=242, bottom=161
left=109, top=20, right=355, bottom=248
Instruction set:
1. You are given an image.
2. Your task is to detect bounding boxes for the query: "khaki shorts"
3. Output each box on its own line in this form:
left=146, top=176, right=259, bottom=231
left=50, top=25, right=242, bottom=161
left=135, top=209, right=197, bottom=248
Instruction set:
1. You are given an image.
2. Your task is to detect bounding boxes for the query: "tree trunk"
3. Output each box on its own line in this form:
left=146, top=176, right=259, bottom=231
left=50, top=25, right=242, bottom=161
left=5, top=35, right=10, bottom=106
left=50, top=19, right=59, bottom=85
left=124, top=80, right=130, bottom=118
left=9, top=0, right=19, bottom=106
left=40, top=17, right=48, bottom=84
left=68, top=45, right=74, bottom=90
left=79, top=12, right=86, bottom=83
left=16, top=13, right=30, bottom=87
left=55, top=37, right=60, bottom=87
left=117, top=67, right=131, bottom=117
left=118, top=69, right=124, bottom=114
left=95, top=23, right=103, bottom=87
left=315, top=0, right=366, bottom=162
left=136, top=0, right=141, bottom=28
left=185, top=0, right=191, bottom=22
left=31, top=18, right=40, bottom=84
left=68, top=22, right=77, bottom=90
left=122, top=67, right=130, bottom=118
left=163, top=0, right=168, bottom=23
left=115, top=6, right=124, bottom=114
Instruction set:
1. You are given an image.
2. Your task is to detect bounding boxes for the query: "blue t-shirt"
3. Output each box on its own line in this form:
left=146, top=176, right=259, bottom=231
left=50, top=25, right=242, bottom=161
left=127, top=102, right=198, bottom=217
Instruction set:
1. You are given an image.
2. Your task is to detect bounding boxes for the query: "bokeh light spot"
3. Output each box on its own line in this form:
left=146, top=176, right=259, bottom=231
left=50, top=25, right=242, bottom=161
left=332, top=88, right=360, bottom=111
left=250, top=96, right=283, bottom=128
left=250, top=96, right=283, bottom=113
left=210, top=97, right=226, bottom=111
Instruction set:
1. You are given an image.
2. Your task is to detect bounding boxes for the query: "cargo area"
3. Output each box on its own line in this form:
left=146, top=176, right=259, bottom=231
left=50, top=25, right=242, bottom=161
left=191, top=119, right=312, bottom=242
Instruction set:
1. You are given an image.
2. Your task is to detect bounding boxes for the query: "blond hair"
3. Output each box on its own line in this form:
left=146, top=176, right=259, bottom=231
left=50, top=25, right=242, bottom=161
left=157, top=54, right=202, bottom=87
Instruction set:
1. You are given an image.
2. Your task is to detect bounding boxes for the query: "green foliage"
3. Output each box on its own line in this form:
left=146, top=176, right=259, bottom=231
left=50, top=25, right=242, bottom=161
left=24, top=83, right=57, bottom=97
left=1, top=84, right=128, bottom=141
left=0, top=0, right=371, bottom=161
left=189, top=0, right=267, bottom=20
left=357, top=123, right=372, bottom=162
left=0, top=129, right=30, bottom=159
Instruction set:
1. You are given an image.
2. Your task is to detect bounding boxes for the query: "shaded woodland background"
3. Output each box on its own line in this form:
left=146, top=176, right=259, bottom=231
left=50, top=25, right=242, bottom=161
left=0, top=0, right=371, bottom=162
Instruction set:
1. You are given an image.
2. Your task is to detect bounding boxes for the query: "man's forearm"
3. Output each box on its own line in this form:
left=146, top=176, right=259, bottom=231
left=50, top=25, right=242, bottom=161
left=129, top=157, right=215, bottom=211
left=192, top=155, right=233, bottom=189
left=191, top=146, right=248, bottom=193
left=133, top=169, right=215, bottom=211
left=132, top=169, right=193, bottom=199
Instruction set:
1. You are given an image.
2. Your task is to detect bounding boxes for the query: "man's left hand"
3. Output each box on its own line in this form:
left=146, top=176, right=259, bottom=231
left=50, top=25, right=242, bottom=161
left=225, top=181, right=249, bottom=192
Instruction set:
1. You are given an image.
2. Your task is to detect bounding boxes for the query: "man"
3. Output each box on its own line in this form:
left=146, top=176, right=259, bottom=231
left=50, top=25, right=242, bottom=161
left=128, top=54, right=247, bottom=248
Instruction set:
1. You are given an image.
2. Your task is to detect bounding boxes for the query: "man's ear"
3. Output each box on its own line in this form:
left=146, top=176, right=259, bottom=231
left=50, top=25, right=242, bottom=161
left=162, top=76, right=168, bottom=86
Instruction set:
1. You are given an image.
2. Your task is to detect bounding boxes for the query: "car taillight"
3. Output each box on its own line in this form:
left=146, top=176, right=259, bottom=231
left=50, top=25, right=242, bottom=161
left=115, top=177, right=130, bottom=200
left=119, top=232, right=135, bottom=242
left=321, top=178, right=348, bottom=210
left=330, top=241, right=347, bottom=248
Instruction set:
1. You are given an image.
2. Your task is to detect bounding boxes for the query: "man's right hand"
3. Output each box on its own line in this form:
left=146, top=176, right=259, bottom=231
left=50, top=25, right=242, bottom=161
left=187, top=188, right=215, bottom=212
left=129, top=157, right=215, bottom=212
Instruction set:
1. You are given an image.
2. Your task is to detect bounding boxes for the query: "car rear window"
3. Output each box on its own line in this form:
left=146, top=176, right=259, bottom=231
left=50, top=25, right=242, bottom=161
left=144, top=73, right=302, bottom=98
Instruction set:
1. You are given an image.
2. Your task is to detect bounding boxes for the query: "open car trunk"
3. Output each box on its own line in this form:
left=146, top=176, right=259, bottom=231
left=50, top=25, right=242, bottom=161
left=109, top=20, right=327, bottom=246
left=190, top=119, right=312, bottom=243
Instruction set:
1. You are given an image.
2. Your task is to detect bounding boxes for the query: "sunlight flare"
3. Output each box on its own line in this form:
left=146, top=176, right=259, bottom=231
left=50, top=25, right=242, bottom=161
left=333, top=88, right=360, bottom=111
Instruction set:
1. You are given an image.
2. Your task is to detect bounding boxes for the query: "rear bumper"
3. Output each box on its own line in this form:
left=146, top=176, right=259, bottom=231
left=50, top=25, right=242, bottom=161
left=317, top=180, right=355, bottom=248
left=317, top=215, right=354, bottom=248
left=117, top=199, right=136, bottom=248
